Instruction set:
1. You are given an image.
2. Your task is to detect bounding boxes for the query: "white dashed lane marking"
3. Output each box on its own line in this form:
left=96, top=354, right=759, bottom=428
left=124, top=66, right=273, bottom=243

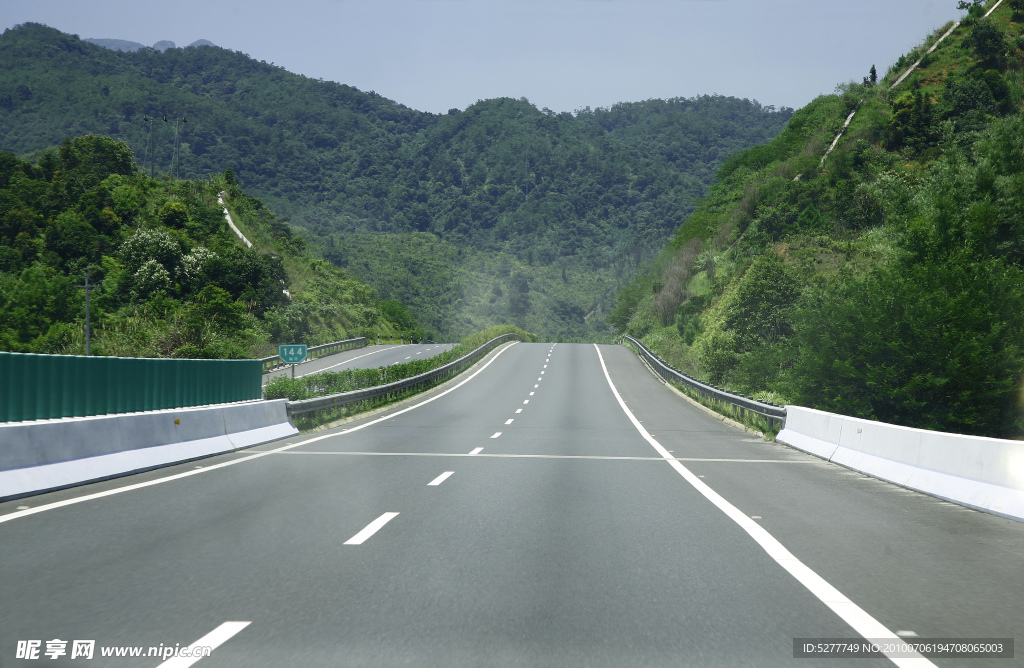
left=344, top=512, right=399, bottom=545
left=469, top=447, right=484, bottom=455
left=490, top=432, right=502, bottom=438
left=505, top=419, right=514, bottom=425
left=156, top=621, right=251, bottom=667
left=428, top=471, right=454, bottom=486
left=515, top=409, right=522, bottom=414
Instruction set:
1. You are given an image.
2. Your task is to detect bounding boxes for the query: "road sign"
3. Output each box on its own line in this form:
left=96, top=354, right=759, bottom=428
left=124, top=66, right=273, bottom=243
left=278, top=344, right=307, bottom=364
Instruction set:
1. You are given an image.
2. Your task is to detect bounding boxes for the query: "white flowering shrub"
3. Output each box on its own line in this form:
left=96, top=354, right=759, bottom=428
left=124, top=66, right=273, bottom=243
left=132, top=259, right=172, bottom=298
left=118, top=228, right=182, bottom=275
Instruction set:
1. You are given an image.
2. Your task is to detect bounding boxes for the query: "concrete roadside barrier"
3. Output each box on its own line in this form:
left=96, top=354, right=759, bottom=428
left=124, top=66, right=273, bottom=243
left=777, top=406, right=1024, bottom=522
left=0, top=400, right=296, bottom=501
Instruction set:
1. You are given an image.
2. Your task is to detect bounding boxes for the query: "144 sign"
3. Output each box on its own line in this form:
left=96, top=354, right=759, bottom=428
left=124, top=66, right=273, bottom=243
left=279, top=345, right=307, bottom=364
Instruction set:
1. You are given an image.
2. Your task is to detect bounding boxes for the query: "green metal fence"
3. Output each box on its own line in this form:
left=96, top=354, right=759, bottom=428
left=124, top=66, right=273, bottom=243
left=0, top=352, right=262, bottom=423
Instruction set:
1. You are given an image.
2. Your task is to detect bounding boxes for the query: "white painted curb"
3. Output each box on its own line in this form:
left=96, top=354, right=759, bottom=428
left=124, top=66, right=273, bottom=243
left=777, top=406, right=1024, bottom=521
left=0, top=400, right=297, bottom=500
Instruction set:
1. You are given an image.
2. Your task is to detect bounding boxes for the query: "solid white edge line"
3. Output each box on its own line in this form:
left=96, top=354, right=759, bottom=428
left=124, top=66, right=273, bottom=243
left=344, top=511, right=399, bottom=545
left=156, top=621, right=251, bottom=668
left=0, top=342, right=521, bottom=524
left=296, top=345, right=403, bottom=377
left=592, top=344, right=934, bottom=668
left=428, top=471, right=454, bottom=486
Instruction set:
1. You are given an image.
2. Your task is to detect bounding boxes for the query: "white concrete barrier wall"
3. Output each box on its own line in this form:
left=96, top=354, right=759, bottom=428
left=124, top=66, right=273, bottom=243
left=0, top=400, right=297, bottom=500
left=777, top=406, right=1024, bottom=521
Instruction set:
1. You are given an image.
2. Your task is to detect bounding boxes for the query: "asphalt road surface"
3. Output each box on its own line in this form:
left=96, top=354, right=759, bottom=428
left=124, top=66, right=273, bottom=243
left=263, top=343, right=456, bottom=384
left=2, top=342, right=1022, bottom=667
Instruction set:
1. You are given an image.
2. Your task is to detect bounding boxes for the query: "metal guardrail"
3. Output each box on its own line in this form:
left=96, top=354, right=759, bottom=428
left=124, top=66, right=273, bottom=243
left=260, top=337, right=368, bottom=373
left=621, top=335, right=787, bottom=424
left=286, top=333, right=522, bottom=416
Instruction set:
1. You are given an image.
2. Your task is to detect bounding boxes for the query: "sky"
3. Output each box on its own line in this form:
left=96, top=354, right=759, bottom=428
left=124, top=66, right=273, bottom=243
left=2, top=0, right=963, bottom=115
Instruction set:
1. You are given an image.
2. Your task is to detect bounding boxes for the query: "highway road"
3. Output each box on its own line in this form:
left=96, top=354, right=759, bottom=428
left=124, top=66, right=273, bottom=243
left=263, top=343, right=456, bottom=384
left=2, top=342, right=1023, bottom=666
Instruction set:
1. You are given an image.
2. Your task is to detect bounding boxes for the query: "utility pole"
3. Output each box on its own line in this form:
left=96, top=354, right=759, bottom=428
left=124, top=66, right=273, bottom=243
left=143, top=115, right=156, bottom=178
left=79, top=271, right=95, bottom=356
left=525, top=146, right=530, bottom=196
left=164, top=116, right=187, bottom=179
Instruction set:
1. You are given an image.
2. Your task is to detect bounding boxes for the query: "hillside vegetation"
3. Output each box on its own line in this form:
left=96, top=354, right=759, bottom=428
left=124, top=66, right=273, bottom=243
left=612, top=0, right=1024, bottom=438
left=0, top=23, right=793, bottom=339
left=0, top=134, right=421, bottom=357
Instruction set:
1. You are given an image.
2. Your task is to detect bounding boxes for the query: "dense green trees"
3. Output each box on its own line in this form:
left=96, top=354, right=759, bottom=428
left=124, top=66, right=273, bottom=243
left=0, top=136, right=422, bottom=356
left=612, top=2, right=1024, bottom=437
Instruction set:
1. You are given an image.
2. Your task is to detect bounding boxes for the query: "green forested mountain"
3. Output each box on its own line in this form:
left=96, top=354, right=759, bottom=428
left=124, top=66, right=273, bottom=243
left=611, top=0, right=1024, bottom=438
left=0, top=134, right=416, bottom=357
left=0, top=23, right=792, bottom=339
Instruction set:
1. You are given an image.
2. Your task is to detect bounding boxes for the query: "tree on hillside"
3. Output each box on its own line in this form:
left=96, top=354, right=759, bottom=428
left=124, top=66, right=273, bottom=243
left=508, top=274, right=531, bottom=318
left=887, top=90, right=936, bottom=151
left=957, top=0, right=986, bottom=21
left=864, top=65, right=878, bottom=87
left=726, top=252, right=798, bottom=349
left=965, top=19, right=1009, bottom=69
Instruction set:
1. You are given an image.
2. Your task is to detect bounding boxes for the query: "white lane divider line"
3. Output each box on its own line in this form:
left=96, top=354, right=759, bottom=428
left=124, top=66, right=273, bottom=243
left=405, top=356, right=411, bottom=359
left=0, top=342, right=521, bottom=524
left=344, top=512, right=399, bottom=545
left=534, top=384, right=538, bottom=388
left=540, top=371, right=545, bottom=375
left=428, top=471, right=454, bottom=486
left=469, top=447, right=484, bottom=455
left=537, top=377, right=542, bottom=381
left=522, top=400, right=529, bottom=405
left=278, top=451, right=820, bottom=462
left=529, top=392, right=534, bottom=396
left=490, top=432, right=502, bottom=438
left=156, top=621, right=251, bottom=667
left=505, top=419, right=514, bottom=425
left=543, top=365, right=547, bottom=368
left=296, top=346, right=401, bottom=377
left=515, top=409, right=522, bottom=414
left=591, top=344, right=934, bottom=668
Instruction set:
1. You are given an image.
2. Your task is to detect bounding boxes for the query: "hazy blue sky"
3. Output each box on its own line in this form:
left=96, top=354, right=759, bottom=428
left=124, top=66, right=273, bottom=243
left=3, top=0, right=962, bottom=114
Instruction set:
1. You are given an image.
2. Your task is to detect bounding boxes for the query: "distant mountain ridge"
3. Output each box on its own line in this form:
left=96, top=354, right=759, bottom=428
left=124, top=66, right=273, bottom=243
left=84, top=37, right=216, bottom=52
left=0, top=22, right=791, bottom=340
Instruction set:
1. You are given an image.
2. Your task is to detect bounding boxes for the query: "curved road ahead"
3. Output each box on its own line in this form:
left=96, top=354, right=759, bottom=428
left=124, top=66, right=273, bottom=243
left=2, top=343, right=1022, bottom=666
